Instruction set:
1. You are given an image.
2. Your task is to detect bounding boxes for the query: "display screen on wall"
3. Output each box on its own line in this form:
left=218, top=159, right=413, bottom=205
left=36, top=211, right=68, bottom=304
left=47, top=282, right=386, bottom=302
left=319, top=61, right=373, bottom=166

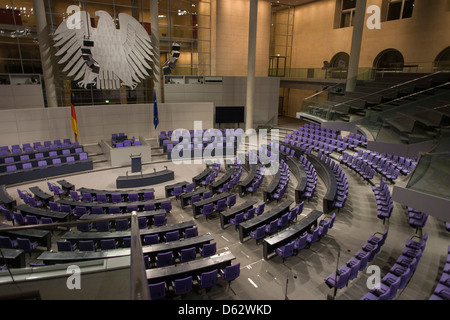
left=215, top=106, right=245, bottom=123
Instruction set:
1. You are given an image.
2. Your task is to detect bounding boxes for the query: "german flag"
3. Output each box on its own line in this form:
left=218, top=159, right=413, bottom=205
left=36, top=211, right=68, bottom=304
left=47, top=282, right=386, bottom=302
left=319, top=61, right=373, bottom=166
left=71, top=98, right=79, bottom=142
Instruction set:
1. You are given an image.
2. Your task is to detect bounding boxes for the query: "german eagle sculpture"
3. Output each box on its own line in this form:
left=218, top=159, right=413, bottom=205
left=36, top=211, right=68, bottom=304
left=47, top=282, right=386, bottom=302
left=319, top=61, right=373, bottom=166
left=54, top=10, right=156, bottom=90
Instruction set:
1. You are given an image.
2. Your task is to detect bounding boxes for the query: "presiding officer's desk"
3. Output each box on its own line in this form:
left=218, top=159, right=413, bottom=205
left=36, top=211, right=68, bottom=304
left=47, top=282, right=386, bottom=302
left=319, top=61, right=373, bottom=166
left=238, top=199, right=293, bottom=242
left=146, top=251, right=236, bottom=285
left=263, top=209, right=323, bottom=260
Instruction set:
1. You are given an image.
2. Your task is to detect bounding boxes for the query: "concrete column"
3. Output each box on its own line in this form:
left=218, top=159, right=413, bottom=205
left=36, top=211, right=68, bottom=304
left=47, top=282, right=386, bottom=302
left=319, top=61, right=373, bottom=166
left=33, top=0, right=58, bottom=108
left=245, top=0, right=258, bottom=131
left=345, top=0, right=367, bottom=92
left=150, top=0, right=162, bottom=104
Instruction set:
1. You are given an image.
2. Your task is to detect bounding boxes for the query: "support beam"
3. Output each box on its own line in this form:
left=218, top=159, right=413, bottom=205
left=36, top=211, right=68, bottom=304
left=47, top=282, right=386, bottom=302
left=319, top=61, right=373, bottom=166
left=150, top=0, right=162, bottom=104
left=345, top=0, right=367, bottom=92
left=245, top=0, right=258, bottom=131
left=33, top=0, right=58, bottom=108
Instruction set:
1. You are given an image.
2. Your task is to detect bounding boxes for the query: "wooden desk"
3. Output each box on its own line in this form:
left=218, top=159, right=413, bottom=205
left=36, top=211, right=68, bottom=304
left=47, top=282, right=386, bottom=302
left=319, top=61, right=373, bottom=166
left=238, top=200, right=293, bottom=242
left=61, top=220, right=196, bottom=247
left=263, top=210, right=323, bottom=260
left=192, top=192, right=230, bottom=218
left=16, top=204, right=70, bottom=222
left=56, top=197, right=170, bottom=213
left=180, top=187, right=207, bottom=209
left=262, top=171, right=281, bottom=203
left=1, top=228, right=52, bottom=250
left=29, top=186, right=54, bottom=205
left=0, top=185, right=16, bottom=209
left=79, top=209, right=166, bottom=227
left=0, top=248, right=26, bottom=268
left=77, top=187, right=156, bottom=202
left=57, top=179, right=75, bottom=195
left=165, top=181, right=189, bottom=198
left=142, top=234, right=213, bottom=264
left=146, top=251, right=236, bottom=285
left=219, top=200, right=257, bottom=229
left=192, top=167, right=213, bottom=187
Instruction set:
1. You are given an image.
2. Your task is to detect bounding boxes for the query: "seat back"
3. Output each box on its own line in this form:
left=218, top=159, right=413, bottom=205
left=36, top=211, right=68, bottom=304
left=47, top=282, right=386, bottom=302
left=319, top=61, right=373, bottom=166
left=57, top=240, right=74, bottom=252
left=108, top=206, right=121, bottom=214
left=180, top=247, right=197, bottom=263
left=201, top=242, right=216, bottom=257
left=148, top=282, right=166, bottom=300
left=144, top=234, right=159, bottom=245
left=222, top=263, right=241, bottom=282
left=100, top=239, right=117, bottom=250
left=153, top=214, right=167, bottom=227
left=156, top=251, right=173, bottom=267
left=173, top=276, right=193, bottom=295
left=199, top=269, right=218, bottom=288
left=79, top=240, right=96, bottom=251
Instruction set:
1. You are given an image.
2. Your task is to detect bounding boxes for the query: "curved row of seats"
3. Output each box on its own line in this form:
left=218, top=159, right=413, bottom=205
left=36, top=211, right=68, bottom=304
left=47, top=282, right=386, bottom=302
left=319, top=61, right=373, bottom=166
left=298, top=155, right=318, bottom=200
left=429, top=245, right=450, bottom=300
left=0, top=139, right=79, bottom=157
left=148, top=262, right=241, bottom=300
left=408, top=207, right=429, bottom=233
left=324, top=229, right=388, bottom=292
left=372, top=180, right=393, bottom=222
left=361, top=233, right=427, bottom=300
left=248, top=202, right=305, bottom=243
left=275, top=211, right=335, bottom=263
left=319, top=154, right=349, bottom=213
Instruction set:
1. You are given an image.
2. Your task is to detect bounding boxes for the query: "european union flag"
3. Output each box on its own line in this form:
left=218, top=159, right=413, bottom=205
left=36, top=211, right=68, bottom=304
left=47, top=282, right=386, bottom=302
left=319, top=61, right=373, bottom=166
left=153, top=91, right=159, bottom=130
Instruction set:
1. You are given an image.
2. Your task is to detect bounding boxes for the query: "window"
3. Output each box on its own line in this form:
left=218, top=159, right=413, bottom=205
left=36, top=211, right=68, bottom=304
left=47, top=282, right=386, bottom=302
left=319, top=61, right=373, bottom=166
left=339, top=0, right=356, bottom=28
left=387, top=0, right=415, bottom=21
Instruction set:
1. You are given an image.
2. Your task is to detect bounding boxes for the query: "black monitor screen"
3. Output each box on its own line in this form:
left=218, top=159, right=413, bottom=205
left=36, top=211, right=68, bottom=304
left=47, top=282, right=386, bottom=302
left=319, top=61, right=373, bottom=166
left=216, top=106, right=245, bottom=123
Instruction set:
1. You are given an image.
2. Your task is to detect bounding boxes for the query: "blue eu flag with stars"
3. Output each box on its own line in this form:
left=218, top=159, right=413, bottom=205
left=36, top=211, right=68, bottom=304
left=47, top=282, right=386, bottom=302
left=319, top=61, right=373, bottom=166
left=153, top=91, right=159, bottom=130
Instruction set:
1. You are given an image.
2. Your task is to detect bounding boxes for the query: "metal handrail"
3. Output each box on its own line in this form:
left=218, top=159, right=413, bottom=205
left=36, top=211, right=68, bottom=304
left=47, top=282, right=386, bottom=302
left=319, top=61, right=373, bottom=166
left=333, top=71, right=446, bottom=108
left=129, top=211, right=149, bottom=300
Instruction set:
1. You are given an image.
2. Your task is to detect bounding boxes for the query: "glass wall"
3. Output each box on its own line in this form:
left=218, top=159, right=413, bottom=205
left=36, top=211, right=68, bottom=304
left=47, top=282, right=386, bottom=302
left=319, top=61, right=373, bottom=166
left=0, top=0, right=211, bottom=107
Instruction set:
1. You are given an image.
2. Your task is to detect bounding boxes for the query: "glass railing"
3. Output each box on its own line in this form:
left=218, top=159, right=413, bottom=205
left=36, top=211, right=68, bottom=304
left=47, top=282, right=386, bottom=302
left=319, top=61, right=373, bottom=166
left=299, top=69, right=450, bottom=130
left=405, top=133, right=450, bottom=200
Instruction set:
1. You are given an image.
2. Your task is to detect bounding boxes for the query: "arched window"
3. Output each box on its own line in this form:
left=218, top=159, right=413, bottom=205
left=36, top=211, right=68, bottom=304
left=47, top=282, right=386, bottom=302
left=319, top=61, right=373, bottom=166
left=330, top=52, right=350, bottom=69
left=373, top=49, right=404, bottom=70
left=434, top=47, right=450, bottom=71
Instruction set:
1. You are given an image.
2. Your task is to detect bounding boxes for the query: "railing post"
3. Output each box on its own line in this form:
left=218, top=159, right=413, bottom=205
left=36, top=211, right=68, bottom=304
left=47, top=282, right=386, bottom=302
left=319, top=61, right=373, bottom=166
left=129, top=211, right=149, bottom=300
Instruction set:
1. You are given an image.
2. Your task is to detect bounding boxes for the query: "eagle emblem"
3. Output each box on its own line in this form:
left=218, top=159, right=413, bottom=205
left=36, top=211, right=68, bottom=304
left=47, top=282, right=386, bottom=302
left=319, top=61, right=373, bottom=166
left=54, top=10, right=156, bottom=90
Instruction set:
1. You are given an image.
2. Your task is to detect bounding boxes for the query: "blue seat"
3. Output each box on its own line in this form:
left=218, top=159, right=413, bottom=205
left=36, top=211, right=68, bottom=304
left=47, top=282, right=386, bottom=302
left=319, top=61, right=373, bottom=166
left=220, top=262, right=240, bottom=287
left=144, top=234, right=159, bottom=245
left=95, top=221, right=111, bottom=232
left=17, top=238, right=39, bottom=257
left=165, top=230, right=179, bottom=242
left=250, top=225, right=266, bottom=243
left=184, top=226, right=198, bottom=239
left=197, top=269, right=218, bottom=289
left=0, top=236, right=18, bottom=249
left=156, top=251, right=174, bottom=267
left=78, top=240, right=97, bottom=252
left=294, top=233, right=308, bottom=252
left=226, top=194, right=237, bottom=208
left=200, top=242, right=216, bottom=258
left=57, top=240, right=77, bottom=252
left=276, top=241, right=295, bottom=262
left=138, top=216, right=148, bottom=229
left=179, top=247, right=197, bottom=263
left=171, top=186, right=183, bottom=198
left=265, top=219, right=278, bottom=234
left=153, top=214, right=166, bottom=227
left=148, top=282, right=167, bottom=300
left=200, top=203, right=214, bottom=220
left=108, top=206, right=121, bottom=214
left=244, top=208, right=255, bottom=220
left=230, top=212, right=244, bottom=230
left=214, top=199, right=227, bottom=212
left=161, top=201, right=172, bottom=213
left=115, top=218, right=129, bottom=231
left=100, top=239, right=117, bottom=250
left=172, top=276, right=193, bottom=296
